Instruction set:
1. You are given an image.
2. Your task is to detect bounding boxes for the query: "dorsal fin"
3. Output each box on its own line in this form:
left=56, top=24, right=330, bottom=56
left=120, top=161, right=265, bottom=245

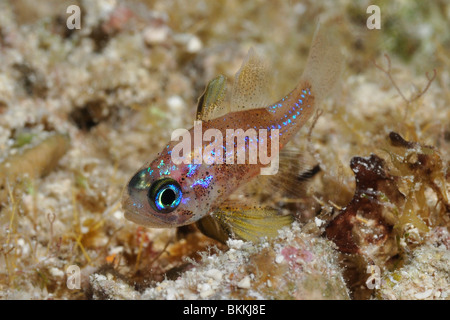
left=196, top=74, right=228, bottom=121
left=300, top=20, right=343, bottom=101
left=230, top=48, right=274, bottom=112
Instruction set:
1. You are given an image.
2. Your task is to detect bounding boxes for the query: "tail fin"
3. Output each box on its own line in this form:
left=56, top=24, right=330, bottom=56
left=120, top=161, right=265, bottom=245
left=300, top=21, right=344, bottom=101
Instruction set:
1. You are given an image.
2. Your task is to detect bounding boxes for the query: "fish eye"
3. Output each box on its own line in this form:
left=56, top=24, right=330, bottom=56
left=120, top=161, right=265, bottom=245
left=148, top=178, right=182, bottom=213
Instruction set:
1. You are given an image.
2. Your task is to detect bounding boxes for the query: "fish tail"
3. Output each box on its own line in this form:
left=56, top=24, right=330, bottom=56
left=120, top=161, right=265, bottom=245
left=300, top=20, right=344, bottom=102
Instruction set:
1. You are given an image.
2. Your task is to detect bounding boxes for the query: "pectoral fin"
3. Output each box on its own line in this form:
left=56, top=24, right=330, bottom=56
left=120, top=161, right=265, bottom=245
left=196, top=206, right=294, bottom=243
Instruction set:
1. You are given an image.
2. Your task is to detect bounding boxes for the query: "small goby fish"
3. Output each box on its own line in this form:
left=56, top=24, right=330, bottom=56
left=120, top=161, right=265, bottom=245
left=122, top=23, right=343, bottom=242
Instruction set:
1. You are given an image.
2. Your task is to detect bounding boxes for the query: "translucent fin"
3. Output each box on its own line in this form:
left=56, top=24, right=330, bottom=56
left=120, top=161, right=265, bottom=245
left=243, top=146, right=318, bottom=200
left=196, top=215, right=230, bottom=244
left=300, top=20, right=344, bottom=101
left=230, top=48, right=273, bottom=111
left=206, top=206, right=294, bottom=243
left=196, top=75, right=228, bottom=121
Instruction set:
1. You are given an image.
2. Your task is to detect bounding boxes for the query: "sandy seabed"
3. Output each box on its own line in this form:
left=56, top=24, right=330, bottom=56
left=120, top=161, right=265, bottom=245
left=0, top=0, right=449, bottom=300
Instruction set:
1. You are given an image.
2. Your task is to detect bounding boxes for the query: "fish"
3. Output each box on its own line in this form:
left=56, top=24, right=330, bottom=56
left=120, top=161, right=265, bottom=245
left=121, top=22, right=343, bottom=242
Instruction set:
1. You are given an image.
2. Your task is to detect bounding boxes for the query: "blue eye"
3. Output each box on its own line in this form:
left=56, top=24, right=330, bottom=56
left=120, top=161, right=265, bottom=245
left=148, top=178, right=182, bottom=213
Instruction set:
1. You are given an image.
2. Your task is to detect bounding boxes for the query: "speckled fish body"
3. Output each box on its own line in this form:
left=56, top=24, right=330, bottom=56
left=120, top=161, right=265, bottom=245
left=122, top=22, right=342, bottom=235
left=122, top=84, right=314, bottom=228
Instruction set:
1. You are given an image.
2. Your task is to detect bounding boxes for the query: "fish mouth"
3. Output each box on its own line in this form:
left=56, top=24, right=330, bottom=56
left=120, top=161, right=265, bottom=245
left=123, top=205, right=170, bottom=228
left=121, top=192, right=178, bottom=228
left=120, top=188, right=157, bottom=227
left=124, top=210, right=154, bottom=227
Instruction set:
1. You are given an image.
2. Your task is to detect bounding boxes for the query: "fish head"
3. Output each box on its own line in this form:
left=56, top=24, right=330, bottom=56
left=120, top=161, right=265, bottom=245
left=121, top=144, right=212, bottom=228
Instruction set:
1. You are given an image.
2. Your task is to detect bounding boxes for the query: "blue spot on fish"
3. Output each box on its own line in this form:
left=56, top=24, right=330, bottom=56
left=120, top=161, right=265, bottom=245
left=191, top=175, right=213, bottom=188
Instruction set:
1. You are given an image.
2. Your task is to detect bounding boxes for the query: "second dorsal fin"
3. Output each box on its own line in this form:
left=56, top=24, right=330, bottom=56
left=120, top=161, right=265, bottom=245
left=230, top=48, right=274, bottom=112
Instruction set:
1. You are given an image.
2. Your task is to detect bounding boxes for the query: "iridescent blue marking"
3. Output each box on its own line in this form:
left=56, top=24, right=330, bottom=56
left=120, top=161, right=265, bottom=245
left=133, top=202, right=144, bottom=209
left=268, top=102, right=285, bottom=114
left=187, top=163, right=201, bottom=177
left=160, top=168, right=171, bottom=176
left=191, top=175, right=213, bottom=188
